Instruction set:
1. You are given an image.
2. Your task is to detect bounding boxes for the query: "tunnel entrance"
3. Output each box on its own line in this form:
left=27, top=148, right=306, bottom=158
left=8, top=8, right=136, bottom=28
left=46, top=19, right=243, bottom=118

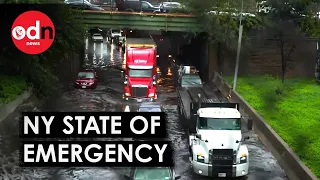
left=104, top=29, right=209, bottom=81
left=176, top=33, right=208, bottom=82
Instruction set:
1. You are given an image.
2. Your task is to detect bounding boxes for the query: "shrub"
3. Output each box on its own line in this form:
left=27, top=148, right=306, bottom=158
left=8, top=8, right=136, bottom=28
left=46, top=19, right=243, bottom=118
left=0, top=75, right=27, bottom=104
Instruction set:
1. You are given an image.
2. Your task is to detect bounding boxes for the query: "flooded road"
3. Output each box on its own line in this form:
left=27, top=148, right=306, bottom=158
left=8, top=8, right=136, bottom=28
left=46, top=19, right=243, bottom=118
left=0, top=38, right=287, bottom=180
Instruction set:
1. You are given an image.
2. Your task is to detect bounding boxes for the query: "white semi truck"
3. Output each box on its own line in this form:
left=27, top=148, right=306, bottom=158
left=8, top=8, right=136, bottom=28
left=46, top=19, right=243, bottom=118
left=174, top=65, right=253, bottom=178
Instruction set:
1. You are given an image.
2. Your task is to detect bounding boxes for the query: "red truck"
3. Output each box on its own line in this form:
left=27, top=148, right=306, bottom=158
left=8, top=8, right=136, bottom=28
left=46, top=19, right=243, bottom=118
left=123, top=38, right=157, bottom=102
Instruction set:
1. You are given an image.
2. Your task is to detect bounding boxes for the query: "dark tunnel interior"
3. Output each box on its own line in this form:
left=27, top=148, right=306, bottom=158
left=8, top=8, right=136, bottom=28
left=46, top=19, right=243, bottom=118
left=92, top=29, right=209, bottom=81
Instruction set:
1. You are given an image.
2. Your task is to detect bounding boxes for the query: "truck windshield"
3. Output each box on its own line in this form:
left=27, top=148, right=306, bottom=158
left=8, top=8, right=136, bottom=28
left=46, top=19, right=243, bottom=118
left=198, top=117, right=241, bottom=130
left=129, top=69, right=152, bottom=77
left=181, top=76, right=202, bottom=86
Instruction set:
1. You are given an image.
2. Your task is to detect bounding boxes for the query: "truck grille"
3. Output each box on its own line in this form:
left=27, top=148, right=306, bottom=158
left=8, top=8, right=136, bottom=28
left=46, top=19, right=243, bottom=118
left=132, top=87, right=148, bottom=97
left=209, top=149, right=234, bottom=165
left=209, top=149, right=234, bottom=177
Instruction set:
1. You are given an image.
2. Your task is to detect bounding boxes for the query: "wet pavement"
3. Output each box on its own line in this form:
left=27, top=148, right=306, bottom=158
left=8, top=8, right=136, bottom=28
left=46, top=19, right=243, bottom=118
left=0, top=38, right=288, bottom=180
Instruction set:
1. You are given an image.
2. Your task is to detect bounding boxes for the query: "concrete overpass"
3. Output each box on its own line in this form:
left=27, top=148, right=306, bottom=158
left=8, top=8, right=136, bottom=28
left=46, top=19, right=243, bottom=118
left=82, top=10, right=201, bottom=32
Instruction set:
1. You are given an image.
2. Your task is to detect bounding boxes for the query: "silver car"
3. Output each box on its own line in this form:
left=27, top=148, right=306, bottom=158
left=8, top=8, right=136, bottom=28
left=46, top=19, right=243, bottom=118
left=138, top=103, right=163, bottom=112
left=124, top=167, right=181, bottom=180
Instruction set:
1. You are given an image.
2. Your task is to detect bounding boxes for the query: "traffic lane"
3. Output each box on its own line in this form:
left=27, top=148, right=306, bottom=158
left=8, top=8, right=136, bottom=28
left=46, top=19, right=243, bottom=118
left=198, top=87, right=288, bottom=180
left=0, top=68, right=126, bottom=179
left=85, top=38, right=124, bottom=68
left=0, top=40, right=127, bottom=179
left=0, top=96, right=44, bottom=179
left=243, top=129, right=288, bottom=180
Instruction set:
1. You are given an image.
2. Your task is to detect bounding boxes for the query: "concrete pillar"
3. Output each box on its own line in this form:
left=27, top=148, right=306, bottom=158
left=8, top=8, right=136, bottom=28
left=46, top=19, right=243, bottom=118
left=207, top=42, right=217, bottom=81
left=200, top=39, right=209, bottom=82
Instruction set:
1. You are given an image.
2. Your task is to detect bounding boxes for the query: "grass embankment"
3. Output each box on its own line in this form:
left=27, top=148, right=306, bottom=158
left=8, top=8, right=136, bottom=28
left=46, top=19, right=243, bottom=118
left=0, top=75, right=27, bottom=104
left=224, top=76, right=320, bottom=178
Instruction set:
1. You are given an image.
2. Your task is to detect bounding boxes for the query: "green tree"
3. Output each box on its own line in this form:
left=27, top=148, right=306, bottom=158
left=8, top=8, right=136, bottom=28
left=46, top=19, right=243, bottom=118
left=178, top=0, right=265, bottom=74
left=260, top=0, right=320, bottom=82
left=0, top=0, right=86, bottom=97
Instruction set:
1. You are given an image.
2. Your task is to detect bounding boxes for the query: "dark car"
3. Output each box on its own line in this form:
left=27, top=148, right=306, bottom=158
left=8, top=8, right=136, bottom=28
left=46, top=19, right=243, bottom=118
left=65, top=0, right=105, bottom=11
left=124, top=167, right=181, bottom=180
left=74, top=69, right=98, bottom=89
left=115, top=0, right=160, bottom=12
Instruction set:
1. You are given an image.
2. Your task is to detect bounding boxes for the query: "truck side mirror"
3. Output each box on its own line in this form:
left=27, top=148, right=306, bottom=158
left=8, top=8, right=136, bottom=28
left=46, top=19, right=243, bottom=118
left=121, top=71, right=124, bottom=78
left=175, top=175, right=181, bottom=179
left=247, top=118, right=253, bottom=130
left=195, top=134, right=201, bottom=140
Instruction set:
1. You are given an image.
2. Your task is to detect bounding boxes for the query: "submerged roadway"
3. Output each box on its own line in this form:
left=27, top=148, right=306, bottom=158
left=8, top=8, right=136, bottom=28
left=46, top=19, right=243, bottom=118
left=0, top=38, right=288, bottom=180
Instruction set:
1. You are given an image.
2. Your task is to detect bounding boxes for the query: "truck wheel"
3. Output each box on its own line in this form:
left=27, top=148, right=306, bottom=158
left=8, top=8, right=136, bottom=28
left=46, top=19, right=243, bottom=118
left=189, top=147, right=192, bottom=160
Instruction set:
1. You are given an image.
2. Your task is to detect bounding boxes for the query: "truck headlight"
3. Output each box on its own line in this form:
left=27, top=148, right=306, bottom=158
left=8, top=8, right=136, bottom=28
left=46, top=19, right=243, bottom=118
left=125, top=92, right=130, bottom=96
left=196, top=153, right=205, bottom=163
left=239, top=154, right=247, bottom=164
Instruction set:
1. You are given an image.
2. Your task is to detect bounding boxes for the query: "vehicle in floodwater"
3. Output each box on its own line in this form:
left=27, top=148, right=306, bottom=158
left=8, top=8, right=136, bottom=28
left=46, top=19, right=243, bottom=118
left=173, top=65, right=253, bottom=178
left=121, top=103, right=162, bottom=112
left=74, top=69, right=98, bottom=89
left=124, top=167, right=181, bottom=180
left=122, top=38, right=158, bottom=102
left=138, top=103, right=163, bottom=112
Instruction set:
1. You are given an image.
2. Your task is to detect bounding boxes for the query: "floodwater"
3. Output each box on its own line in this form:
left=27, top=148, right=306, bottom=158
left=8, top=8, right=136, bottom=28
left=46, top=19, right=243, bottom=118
left=0, top=38, right=287, bottom=180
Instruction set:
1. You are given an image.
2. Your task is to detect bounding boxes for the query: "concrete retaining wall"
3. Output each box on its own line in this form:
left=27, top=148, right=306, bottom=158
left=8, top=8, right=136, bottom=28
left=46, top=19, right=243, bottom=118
left=212, top=72, right=318, bottom=180
left=0, top=89, right=31, bottom=122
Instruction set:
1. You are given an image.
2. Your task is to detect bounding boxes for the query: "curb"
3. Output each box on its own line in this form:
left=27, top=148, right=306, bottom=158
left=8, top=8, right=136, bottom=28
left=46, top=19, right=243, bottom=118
left=0, top=89, right=32, bottom=122
left=212, top=72, right=317, bottom=180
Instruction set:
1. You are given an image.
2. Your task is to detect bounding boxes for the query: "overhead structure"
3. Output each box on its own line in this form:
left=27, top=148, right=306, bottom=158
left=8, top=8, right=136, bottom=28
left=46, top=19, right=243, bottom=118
left=82, top=10, right=201, bottom=32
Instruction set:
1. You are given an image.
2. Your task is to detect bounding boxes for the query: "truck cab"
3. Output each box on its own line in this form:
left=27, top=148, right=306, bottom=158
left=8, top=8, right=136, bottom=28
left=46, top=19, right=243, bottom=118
left=189, top=103, right=252, bottom=178
left=123, top=38, right=157, bottom=102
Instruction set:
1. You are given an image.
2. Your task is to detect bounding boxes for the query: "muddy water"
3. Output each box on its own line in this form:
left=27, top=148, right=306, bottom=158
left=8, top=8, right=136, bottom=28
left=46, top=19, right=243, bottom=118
left=0, top=39, right=287, bottom=180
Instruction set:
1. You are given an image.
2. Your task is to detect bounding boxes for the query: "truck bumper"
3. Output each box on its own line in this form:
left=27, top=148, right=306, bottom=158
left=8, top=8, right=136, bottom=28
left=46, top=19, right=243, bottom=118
left=192, top=160, right=248, bottom=177
left=122, top=96, right=156, bottom=102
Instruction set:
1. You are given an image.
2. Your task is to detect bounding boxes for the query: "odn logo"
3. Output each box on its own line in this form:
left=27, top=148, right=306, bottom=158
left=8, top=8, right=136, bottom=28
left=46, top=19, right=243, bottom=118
left=11, top=10, right=55, bottom=55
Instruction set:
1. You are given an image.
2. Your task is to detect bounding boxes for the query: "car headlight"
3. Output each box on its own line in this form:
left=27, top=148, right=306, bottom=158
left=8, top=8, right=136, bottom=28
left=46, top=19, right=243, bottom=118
left=196, top=153, right=205, bottom=163
left=239, top=154, right=247, bottom=164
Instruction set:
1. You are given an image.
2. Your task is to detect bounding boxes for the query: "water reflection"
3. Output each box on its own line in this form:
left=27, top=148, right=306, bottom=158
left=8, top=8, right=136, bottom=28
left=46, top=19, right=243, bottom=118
left=84, top=39, right=124, bottom=69
left=85, top=38, right=88, bottom=50
left=167, top=67, right=172, bottom=76
left=122, top=50, right=126, bottom=70
left=110, top=43, right=114, bottom=66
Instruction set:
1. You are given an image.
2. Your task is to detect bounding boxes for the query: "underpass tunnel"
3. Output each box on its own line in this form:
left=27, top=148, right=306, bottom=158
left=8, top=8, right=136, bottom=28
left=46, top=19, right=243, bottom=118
left=152, top=34, right=172, bottom=76
left=178, top=33, right=209, bottom=82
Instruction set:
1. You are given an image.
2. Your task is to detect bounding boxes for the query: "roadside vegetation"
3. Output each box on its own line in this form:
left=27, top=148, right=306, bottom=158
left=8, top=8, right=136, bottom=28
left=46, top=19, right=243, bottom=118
left=0, top=76, right=27, bottom=104
left=177, top=0, right=320, bottom=177
left=224, top=76, right=320, bottom=177
left=0, top=0, right=85, bottom=103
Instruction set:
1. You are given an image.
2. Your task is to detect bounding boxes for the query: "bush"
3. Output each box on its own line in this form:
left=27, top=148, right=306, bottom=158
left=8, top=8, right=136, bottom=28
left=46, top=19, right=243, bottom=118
left=0, top=75, right=27, bottom=104
left=224, top=76, right=320, bottom=178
